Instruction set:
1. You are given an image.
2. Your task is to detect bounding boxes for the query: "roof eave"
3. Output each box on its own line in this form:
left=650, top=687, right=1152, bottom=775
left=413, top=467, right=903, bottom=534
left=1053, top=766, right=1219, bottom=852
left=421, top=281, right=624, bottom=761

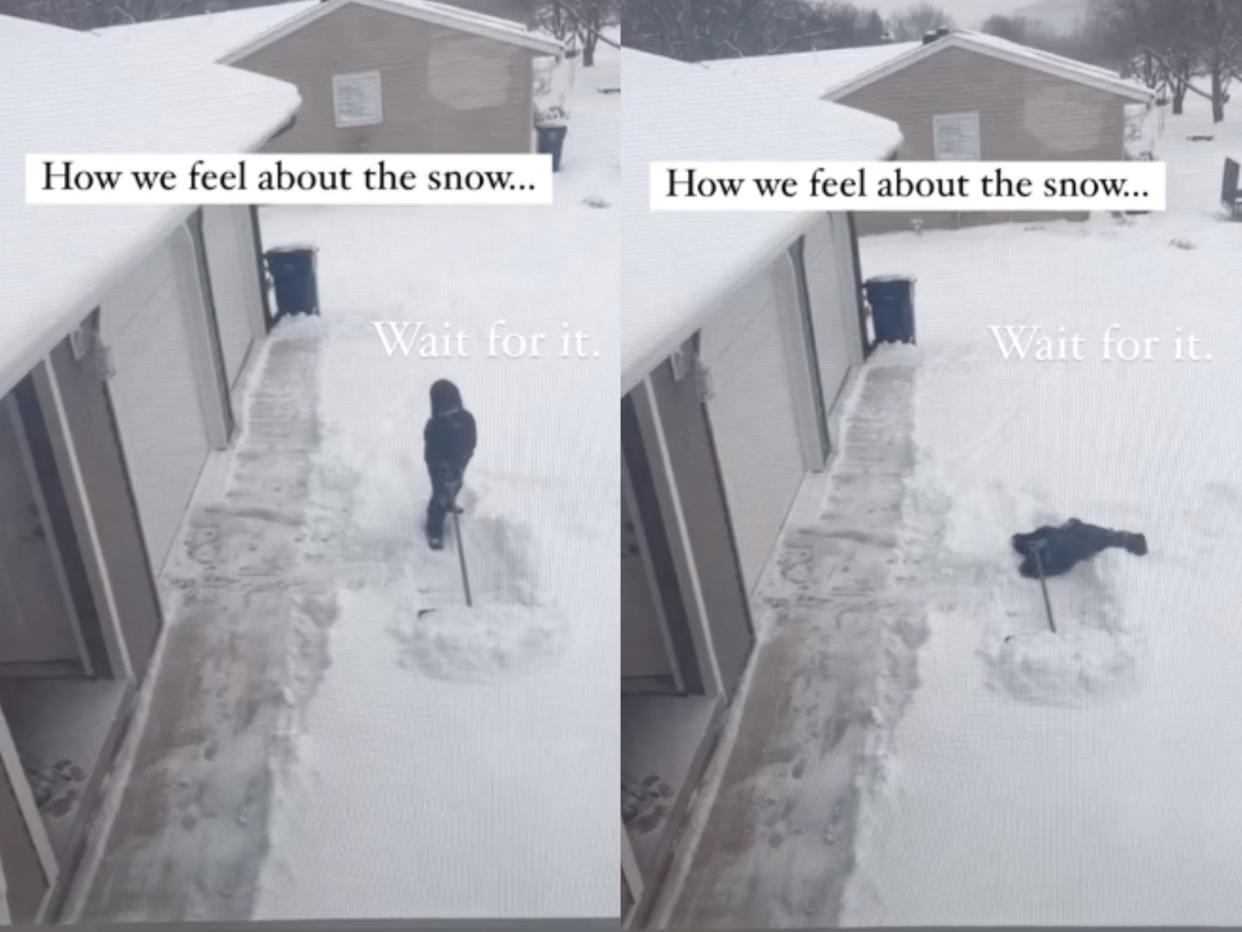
left=823, top=34, right=1152, bottom=104
left=220, top=0, right=560, bottom=65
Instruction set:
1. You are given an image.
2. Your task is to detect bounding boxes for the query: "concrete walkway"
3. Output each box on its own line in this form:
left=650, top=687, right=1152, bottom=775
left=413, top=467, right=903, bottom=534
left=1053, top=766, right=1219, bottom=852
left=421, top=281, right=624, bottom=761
left=664, top=355, right=935, bottom=929
left=72, top=334, right=338, bottom=923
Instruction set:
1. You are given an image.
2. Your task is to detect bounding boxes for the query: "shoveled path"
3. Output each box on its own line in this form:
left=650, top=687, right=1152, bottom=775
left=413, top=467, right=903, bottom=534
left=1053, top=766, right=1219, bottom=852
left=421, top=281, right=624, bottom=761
left=72, top=333, right=340, bottom=923
left=665, top=353, right=936, bottom=929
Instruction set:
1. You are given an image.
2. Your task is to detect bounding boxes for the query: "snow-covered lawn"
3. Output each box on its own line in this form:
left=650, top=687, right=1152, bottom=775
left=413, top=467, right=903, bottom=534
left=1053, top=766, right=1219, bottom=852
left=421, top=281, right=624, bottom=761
left=1152, top=94, right=1242, bottom=213
left=73, top=39, right=618, bottom=924
left=841, top=95, right=1242, bottom=924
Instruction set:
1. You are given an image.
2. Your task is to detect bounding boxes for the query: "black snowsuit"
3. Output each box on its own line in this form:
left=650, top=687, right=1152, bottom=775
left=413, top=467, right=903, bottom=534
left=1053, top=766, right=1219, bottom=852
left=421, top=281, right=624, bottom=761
left=1011, top=518, right=1147, bottom=578
left=423, top=379, right=477, bottom=543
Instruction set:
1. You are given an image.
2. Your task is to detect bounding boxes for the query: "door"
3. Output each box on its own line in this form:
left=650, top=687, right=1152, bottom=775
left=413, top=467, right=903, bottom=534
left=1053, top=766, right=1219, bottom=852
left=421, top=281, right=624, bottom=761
left=202, top=206, right=265, bottom=392
left=0, top=397, right=83, bottom=670
left=643, top=356, right=755, bottom=700
left=803, top=214, right=864, bottom=413
left=621, top=466, right=680, bottom=692
left=100, top=235, right=212, bottom=575
left=700, top=260, right=807, bottom=594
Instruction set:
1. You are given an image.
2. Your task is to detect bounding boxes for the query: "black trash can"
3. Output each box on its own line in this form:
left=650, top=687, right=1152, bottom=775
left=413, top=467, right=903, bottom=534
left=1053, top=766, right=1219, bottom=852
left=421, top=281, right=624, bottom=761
left=535, top=124, right=568, bottom=173
left=863, top=275, right=917, bottom=345
left=265, top=245, right=319, bottom=323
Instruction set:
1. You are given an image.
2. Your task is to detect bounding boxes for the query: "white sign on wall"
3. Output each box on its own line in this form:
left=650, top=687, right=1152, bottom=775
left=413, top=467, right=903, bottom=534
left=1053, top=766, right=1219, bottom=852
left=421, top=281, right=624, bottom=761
left=332, top=71, right=383, bottom=128
left=932, top=111, right=981, bottom=160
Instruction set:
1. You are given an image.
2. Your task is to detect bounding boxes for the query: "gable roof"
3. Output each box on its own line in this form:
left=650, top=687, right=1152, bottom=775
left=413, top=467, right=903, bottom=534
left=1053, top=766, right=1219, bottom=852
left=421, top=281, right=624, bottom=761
left=706, top=41, right=917, bottom=98
left=219, top=0, right=560, bottom=63
left=0, top=14, right=300, bottom=398
left=824, top=30, right=1151, bottom=103
left=98, top=0, right=560, bottom=63
left=622, top=49, right=902, bottom=392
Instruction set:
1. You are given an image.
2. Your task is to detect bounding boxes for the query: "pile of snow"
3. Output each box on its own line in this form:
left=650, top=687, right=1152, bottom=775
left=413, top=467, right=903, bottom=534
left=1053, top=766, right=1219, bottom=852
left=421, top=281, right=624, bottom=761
left=394, top=601, right=569, bottom=683
left=989, top=627, right=1141, bottom=706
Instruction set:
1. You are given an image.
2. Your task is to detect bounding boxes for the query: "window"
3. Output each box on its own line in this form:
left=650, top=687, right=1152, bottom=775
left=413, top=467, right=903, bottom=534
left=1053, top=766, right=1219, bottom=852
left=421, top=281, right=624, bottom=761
left=332, top=71, right=383, bottom=128
left=932, top=111, right=981, bottom=160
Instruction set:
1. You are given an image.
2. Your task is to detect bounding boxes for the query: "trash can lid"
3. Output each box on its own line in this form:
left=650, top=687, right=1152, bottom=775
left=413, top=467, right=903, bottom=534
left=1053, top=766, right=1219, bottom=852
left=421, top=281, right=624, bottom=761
left=865, top=274, right=916, bottom=284
left=266, top=243, right=319, bottom=254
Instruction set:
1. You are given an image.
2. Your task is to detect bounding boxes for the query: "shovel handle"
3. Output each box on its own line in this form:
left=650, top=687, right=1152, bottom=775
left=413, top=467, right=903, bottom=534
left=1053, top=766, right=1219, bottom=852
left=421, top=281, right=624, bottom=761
left=1029, top=545, right=1057, bottom=634
left=453, top=510, right=473, bottom=608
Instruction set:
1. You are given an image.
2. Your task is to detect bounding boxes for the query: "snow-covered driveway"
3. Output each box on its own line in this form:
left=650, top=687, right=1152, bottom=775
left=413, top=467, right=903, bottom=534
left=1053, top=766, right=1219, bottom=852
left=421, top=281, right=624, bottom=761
left=73, top=44, right=619, bottom=924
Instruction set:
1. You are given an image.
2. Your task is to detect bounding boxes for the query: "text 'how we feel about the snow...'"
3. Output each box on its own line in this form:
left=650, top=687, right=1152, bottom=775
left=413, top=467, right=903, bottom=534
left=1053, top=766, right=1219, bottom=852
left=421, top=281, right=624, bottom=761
left=649, top=161, right=1166, bottom=211
left=26, top=154, right=553, bottom=205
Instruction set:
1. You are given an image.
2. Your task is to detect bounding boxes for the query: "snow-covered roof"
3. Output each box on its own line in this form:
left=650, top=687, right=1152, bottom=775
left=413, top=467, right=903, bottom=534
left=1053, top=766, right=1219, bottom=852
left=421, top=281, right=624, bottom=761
left=825, top=30, right=1151, bottom=103
left=706, top=41, right=917, bottom=99
left=622, top=49, right=902, bottom=393
left=0, top=14, right=301, bottom=398
left=97, top=1, right=318, bottom=62
left=98, top=0, right=560, bottom=63
left=706, top=31, right=1150, bottom=105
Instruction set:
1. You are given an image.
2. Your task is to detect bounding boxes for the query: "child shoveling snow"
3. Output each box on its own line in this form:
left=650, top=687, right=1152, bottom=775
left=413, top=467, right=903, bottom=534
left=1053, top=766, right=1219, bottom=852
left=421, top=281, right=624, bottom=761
left=423, top=378, right=477, bottom=552
left=1011, top=518, right=1147, bottom=578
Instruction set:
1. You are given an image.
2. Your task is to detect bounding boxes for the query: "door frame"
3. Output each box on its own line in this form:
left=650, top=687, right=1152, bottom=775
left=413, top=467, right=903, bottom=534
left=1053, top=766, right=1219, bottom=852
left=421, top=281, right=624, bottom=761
left=620, top=820, right=644, bottom=930
left=179, top=219, right=235, bottom=449
left=249, top=206, right=276, bottom=335
left=1, top=396, right=92, bottom=676
left=787, top=239, right=832, bottom=466
left=771, top=250, right=829, bottom=473
left=0, top=704, right=59, bottom=923
left=30, top=353, right=135, bottom=682
left=624, top=380, right=724, bottom=700
left=620, top=457, right=685, bottom=694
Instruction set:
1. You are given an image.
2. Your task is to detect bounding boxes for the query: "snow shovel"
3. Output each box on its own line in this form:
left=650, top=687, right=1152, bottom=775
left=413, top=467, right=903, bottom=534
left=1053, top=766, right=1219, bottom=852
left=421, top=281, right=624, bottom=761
left=418, top=498, right=473, bottom=619
left=451, top=509, right=473, bottom=608
left=1028, top=541, right=1057, bottom=634
left=1004, top=540, right=1058, bottom=642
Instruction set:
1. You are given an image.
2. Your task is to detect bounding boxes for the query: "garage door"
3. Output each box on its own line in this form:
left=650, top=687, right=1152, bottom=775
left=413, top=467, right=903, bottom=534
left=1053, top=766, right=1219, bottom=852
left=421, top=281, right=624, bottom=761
left=100, top=234, right=211, bottom=575
left=803, top=215, right=862, bottom=413
left=701, top=258, right=807, bottom=594
left=202, top=207, right=262, bottom=391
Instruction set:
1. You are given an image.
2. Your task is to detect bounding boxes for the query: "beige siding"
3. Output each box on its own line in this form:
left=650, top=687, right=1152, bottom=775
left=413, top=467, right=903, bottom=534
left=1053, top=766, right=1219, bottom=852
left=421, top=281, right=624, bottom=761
left=236, top=2, right=537, bottom=154
left=840, top=46, right=1128, bottom=234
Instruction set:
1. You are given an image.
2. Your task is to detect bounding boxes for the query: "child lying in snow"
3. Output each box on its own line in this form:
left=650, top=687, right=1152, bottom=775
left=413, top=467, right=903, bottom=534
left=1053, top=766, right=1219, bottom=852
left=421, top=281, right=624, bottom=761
left=423, top=379, right=477, bottom=551
left=1011, top=518, right=1147, bottom=578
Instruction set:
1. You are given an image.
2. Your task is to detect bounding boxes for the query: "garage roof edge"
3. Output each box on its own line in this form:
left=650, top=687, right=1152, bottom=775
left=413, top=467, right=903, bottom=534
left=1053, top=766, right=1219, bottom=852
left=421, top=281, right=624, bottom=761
left=823, top=31, right=1152, bottom=104
left=220, top=0, right=561, bottom=64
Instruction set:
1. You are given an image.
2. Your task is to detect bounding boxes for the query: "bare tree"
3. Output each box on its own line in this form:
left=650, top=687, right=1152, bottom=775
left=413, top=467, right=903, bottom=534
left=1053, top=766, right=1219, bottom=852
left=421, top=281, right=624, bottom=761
left=980, top=13, right=1031, bottom=43
left=621, top=0, right=887, bottom=62
left=888, top=3, right=953, bottom=42
left=1091, top=0, right=1242, bottom=121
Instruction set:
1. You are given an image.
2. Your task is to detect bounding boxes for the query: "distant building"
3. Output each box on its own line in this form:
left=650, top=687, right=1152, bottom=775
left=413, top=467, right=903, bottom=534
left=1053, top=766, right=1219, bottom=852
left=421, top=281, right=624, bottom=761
left=711, top=30, right=1153, bottom=233
left=100, top=0, right=561, bottom=155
